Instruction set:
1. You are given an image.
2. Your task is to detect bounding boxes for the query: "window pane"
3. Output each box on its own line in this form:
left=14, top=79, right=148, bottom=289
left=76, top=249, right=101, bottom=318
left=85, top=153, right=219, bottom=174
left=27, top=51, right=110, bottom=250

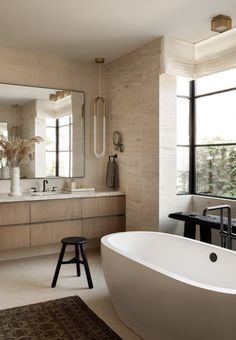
left=46, top=118, right=56, bottom=127
left=46, top=127, right=56, bottom=151
left=59, top=115, right=71, bottom=126
left=59, top=152, right=71, bottom=177
left=196, top=146, right=236, bottom=198
left=71, top=126, right=73, bottom=151
left=59, top=125, right=70, bottom=151
left=0, top=122, right=8, bottom=139
left=196, top=90, right=236, bottom=144
left=46, top=152, right=56, bottom=176
left=177, top=98, right=190, bottom=145
left=196, top=68, right=236, bottom=95
left=177, top=77, right=190, bottom=96
left=177, top=147, right=189, bottom=194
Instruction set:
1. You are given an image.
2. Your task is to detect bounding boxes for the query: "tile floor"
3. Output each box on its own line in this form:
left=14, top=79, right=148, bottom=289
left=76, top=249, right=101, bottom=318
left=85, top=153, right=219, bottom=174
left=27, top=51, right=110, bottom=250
left=0, top=248, right=142, bottom=340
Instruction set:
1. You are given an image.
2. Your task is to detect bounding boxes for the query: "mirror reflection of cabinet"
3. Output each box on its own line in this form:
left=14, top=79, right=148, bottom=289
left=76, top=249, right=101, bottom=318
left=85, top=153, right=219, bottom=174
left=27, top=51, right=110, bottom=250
left=0, top=83, right=85, bottom=179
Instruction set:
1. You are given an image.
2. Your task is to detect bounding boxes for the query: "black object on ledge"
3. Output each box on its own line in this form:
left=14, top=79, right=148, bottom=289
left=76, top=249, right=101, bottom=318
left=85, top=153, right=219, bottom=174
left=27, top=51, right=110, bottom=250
left=168, top=211, right=236, bottom=244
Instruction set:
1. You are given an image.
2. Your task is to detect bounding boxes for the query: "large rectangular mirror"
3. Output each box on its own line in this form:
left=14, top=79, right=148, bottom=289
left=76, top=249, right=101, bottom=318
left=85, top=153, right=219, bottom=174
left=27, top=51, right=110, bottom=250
left=0, top=83, right=85, bottom=179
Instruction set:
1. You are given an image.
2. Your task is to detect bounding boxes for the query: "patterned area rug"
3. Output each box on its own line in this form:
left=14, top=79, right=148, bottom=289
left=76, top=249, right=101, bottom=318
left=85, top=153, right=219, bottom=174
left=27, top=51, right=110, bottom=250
left=0, top=295, right=122, bottom=340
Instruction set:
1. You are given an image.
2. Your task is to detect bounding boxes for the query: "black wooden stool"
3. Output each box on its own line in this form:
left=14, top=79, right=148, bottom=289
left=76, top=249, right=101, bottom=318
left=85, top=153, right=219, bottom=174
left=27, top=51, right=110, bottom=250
left=51, top=237, right=93, bottom=289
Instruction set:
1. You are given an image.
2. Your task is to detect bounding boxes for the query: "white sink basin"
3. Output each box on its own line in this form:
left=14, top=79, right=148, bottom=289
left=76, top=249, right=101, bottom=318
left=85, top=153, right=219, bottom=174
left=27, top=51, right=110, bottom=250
left=31, top=191, right=59, bottom=197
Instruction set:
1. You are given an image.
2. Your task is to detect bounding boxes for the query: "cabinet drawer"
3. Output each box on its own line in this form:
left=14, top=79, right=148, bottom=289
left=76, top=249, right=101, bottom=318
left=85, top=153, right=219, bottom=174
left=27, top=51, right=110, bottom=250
left=0, top=225, right=30, bottom=250
left=0, top=202, right=30, bottom=226
left=82, top=216, right=125, bottom=239
left=31, top=199, right=82, bottom=223
left=31, top=220, right=82, bottom=246
left=82, top=196, right=125, bottom=218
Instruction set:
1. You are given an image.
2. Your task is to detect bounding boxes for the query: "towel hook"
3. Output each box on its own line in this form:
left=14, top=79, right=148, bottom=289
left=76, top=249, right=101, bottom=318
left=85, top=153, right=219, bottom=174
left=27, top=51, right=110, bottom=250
left=109, top=154, right=117, bottom=162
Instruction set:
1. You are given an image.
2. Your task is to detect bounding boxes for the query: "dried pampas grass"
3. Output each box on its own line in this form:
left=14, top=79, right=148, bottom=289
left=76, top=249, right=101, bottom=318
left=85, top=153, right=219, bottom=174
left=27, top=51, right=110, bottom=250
left=0, top=136, right=44, bottom=167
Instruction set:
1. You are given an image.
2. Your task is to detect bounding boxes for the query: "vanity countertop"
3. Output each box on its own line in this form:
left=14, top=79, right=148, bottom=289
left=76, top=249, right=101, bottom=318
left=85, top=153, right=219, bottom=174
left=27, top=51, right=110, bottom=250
left=0, top=189, right=125, bottom=203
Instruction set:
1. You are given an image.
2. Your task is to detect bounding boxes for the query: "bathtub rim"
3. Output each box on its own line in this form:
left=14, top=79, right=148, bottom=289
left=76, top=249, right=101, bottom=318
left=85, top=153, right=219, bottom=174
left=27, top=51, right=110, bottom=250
left=101, top=231, right=236, bottom=295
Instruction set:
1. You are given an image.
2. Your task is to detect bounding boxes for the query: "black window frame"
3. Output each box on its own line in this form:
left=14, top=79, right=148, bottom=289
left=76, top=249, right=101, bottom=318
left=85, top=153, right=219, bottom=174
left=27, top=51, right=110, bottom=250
left=46, top=115, right=72, bottom=177
left=57, top=115, right=73, bottom=177
left=176, top=83, right=191, bottom=195
left=177, top=77, right=236, bottom=199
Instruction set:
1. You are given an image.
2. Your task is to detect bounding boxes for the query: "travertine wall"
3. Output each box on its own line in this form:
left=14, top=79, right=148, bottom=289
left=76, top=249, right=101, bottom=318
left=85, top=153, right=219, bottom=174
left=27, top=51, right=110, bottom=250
left=20, top=100, right=37, bottom=178
left=0, top=46, right=106, bottom=193
left=0, top=105, right=19, bottom=135
left=105, top=39, right=161, bottom=231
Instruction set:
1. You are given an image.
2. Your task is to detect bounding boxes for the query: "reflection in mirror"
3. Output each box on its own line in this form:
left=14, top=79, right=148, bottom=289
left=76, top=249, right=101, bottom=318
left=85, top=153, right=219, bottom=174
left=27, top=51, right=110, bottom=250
left=0, top=122, right=8, bottom=139
left=0, top=83, right=85, bottom=179
left=0, top=122, right=9, bottom=178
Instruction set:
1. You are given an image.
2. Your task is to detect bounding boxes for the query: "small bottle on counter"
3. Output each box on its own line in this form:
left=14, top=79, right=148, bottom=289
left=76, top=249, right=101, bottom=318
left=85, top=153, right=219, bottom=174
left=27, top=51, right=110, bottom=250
left=71, top=180, right=76, bottom=190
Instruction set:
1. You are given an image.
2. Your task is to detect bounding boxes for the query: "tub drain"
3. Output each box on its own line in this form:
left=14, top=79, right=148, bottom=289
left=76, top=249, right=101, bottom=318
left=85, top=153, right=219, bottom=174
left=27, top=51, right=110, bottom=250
left=209, top=252, right=217, bottom=262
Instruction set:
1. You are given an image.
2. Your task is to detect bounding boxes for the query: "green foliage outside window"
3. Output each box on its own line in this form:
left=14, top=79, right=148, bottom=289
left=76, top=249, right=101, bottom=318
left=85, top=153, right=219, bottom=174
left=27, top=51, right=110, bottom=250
left=196, top=143, right=236, bottom=198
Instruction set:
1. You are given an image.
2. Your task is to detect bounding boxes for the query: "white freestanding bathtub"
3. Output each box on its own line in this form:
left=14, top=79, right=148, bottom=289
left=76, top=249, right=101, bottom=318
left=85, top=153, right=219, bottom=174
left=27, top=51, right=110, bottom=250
left=101, top=231, right=236, bottom=340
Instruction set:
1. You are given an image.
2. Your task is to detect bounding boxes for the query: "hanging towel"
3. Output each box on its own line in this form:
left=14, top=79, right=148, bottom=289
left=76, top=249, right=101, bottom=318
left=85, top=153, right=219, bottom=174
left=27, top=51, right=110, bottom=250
left=106, top=158, right=115, bottom=188
left=114, top=160, right=119, bottom=189
left=106, top=156, right=119, bottom=189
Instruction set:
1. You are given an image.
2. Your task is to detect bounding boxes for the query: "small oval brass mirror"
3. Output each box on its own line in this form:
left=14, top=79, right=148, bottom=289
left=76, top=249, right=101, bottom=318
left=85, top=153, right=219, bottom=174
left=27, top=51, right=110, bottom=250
left=113, top=131, right=124, bottom=152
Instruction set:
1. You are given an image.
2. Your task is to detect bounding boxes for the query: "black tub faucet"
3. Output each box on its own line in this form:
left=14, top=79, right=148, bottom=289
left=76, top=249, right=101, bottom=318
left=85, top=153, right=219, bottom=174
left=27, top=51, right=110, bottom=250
left=203, top=205, right=232, bottom=249
left=42, top=179, right=48, bottom=192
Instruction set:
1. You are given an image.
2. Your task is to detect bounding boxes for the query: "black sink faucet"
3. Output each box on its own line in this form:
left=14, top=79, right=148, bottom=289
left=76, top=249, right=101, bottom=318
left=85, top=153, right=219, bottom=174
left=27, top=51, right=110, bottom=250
left=42, top=179, right=48, bottom=192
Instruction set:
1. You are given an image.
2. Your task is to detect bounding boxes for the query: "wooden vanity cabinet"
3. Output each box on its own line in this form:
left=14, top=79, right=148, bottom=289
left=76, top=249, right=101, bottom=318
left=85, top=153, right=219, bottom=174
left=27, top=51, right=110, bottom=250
left=81, top=196, right=126, bottom=238
left=31, top=199, right=82, bottom=223
left=0, top=202, right=30, bottom=250
left=82, top=196, right=126, bottom=218
left=82, top=216, right=125, bottom=239
left=0, top=202, right=30, bottom=226
left=0, top=195, right=125, bottom=251
left=31, top=220, right=82, bottom=246
left=0, top=225, right=30, bottom=250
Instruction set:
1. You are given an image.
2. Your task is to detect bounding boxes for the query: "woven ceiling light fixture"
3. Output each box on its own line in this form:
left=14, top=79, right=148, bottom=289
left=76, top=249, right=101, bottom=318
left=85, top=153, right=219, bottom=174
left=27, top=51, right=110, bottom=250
left=211, top=14, right=232, bottom=33
left=49, top=90, right=71, bottom=101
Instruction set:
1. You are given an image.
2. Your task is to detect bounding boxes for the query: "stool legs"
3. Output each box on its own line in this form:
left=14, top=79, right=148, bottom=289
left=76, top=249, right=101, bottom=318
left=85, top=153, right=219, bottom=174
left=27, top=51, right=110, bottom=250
left=75, top=244, right=80, bottom=277
left=80, top=244, right=93, bottom=289
left=51, top=243, right=66, bottom=288
left=51, top=240, right=93, bottom=289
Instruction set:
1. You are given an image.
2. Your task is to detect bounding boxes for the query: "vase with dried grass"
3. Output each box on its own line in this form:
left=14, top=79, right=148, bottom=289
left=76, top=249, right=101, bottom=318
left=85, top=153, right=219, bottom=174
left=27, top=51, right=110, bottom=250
left=0, top=136, right=43, bottom=196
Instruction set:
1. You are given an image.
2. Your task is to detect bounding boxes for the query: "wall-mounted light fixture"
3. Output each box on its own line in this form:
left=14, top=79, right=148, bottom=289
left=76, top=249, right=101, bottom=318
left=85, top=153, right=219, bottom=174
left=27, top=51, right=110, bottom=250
left=211, top=14, right=232, bottom=33
left=93, top=58, right=106, bottom=159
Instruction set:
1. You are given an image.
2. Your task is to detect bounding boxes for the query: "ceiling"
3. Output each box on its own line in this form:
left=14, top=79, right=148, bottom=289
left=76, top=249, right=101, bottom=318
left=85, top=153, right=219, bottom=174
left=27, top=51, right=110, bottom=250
left=0, top=0, right=235, bottom=62
left=0, top=84, right=59, bottom=106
